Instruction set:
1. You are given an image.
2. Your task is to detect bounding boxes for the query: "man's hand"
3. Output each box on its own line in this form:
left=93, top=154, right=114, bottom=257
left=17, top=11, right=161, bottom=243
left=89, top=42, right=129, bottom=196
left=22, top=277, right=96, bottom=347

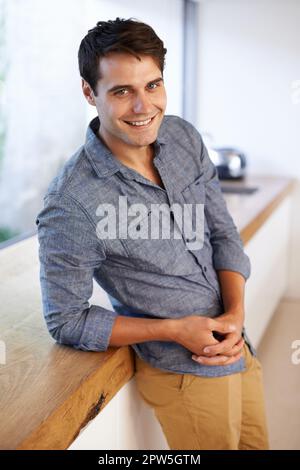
left=190, top=270, right=247, bottom=366
left=170, top=314, right=237, bottom=358
left=191, top=309, right=245, bottom=366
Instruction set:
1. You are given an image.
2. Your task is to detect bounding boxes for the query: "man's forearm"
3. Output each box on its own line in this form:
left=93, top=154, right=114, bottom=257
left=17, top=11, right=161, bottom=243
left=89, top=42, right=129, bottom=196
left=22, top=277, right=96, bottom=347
left=109, top=315, right=175, bottom=347
left=217, top=270, right=245, bottom=315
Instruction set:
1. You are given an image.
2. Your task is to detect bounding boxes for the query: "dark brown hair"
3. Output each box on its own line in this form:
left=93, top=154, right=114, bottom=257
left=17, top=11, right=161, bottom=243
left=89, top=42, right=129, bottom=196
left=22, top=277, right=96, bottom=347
left=78, top=17, right=167, bottom=95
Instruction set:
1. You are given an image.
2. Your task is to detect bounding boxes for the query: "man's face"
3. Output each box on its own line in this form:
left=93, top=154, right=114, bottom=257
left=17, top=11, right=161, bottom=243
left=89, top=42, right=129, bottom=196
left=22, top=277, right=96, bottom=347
left=84, top=52, right=167, bottom=152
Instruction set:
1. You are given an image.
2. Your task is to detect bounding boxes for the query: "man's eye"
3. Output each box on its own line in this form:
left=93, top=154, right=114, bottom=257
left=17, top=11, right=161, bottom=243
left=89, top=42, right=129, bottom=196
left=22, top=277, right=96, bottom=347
left=148, top=82, right=159, bottom=90
left=115, top=89, right=128, bottom=96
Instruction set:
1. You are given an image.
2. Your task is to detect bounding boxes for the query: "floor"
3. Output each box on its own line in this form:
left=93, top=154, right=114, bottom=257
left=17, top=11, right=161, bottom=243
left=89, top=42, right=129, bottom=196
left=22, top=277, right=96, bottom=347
left=257, top=297, right=300, bottom=450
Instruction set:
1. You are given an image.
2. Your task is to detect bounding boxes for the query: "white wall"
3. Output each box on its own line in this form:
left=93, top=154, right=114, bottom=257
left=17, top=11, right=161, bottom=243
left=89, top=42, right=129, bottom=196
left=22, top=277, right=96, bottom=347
left=197, top=0, right=300, bottom=298
left=197, top=0, right=300, bottom=175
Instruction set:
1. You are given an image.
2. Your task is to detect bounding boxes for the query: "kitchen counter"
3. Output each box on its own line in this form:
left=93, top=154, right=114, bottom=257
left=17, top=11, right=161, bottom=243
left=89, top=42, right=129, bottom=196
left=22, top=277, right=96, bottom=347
left=0, top=175, right=295, bottom=450
left=221, top=175, right=294, bottom=244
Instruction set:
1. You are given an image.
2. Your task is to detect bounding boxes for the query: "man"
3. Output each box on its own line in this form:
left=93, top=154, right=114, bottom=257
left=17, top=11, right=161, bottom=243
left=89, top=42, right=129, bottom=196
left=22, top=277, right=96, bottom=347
left=36, top=18, right=269, bottom=450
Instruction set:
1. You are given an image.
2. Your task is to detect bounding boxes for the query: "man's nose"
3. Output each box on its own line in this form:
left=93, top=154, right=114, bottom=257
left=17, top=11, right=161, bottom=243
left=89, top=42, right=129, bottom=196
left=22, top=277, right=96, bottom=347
left=132, top=92, right=152, bottom=114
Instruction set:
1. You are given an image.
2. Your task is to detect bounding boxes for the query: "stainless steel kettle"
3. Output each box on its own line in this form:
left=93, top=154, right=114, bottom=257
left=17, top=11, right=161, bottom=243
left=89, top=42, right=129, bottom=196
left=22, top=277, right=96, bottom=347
left=207, top=147, right=247, bottom=180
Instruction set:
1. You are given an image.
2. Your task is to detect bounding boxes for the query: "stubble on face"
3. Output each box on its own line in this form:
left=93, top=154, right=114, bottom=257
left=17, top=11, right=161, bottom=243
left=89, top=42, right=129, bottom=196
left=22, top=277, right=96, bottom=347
left=93, top=53, right=167, bottom=159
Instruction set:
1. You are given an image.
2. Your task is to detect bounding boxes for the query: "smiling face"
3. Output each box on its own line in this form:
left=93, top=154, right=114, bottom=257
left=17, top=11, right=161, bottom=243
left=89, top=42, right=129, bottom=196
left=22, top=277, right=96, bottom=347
left=82, top=52, right=167, bottom=158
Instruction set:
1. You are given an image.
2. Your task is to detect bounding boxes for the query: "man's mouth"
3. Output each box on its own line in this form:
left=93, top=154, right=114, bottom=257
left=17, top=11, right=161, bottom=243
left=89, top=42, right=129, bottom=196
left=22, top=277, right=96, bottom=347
left=123, top=115, right=157, bottom=128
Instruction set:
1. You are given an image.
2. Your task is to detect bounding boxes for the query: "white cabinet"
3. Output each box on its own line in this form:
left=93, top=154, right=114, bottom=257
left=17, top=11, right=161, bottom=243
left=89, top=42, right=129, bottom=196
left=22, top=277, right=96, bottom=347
left=244, top=196, right=292, bottom=347
left=68, top=378, right=168, bottom=450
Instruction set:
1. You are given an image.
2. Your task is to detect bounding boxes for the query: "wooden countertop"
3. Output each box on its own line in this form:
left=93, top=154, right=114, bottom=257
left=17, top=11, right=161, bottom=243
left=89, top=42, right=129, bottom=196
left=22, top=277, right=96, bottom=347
left=0, top=175, right=295, bottom=450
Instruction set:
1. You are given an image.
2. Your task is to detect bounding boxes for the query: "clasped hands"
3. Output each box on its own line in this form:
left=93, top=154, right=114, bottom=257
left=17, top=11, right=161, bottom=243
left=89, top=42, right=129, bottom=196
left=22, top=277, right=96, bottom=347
left=191, top=310, right=245, bottom=366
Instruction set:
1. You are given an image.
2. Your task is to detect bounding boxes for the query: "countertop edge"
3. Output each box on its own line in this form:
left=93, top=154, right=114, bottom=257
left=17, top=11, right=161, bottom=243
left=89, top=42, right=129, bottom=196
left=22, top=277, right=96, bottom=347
left=240, top=179, right=296, bottom=245
left=15, top=347, right=135, bottom=450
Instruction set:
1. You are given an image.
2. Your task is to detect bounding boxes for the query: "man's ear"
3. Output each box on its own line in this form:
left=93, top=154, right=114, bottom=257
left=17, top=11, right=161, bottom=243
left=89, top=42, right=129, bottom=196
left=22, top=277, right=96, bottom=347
left=81, top=79, right=96, bottom=106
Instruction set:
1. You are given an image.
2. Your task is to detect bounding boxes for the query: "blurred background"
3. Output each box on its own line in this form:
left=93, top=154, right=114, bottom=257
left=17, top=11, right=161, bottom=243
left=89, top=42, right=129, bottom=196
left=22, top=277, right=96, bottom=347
left=0, top=0, right=299, bottom=243
left=0, top=0, right=299, bottom=248
left=0, top=0, right=300, bottom=450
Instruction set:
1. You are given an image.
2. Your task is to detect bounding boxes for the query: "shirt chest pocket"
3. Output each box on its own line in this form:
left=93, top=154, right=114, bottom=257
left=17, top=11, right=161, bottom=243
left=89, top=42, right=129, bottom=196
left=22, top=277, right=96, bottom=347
left=181, top=173, right=206, bottom=205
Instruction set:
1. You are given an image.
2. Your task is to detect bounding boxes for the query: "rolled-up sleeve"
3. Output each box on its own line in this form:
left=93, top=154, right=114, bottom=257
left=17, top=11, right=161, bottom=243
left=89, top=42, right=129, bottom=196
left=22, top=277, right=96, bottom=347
left=36, top=191, right=118, bottom=351
left=200, top=138, right=251, bottom=281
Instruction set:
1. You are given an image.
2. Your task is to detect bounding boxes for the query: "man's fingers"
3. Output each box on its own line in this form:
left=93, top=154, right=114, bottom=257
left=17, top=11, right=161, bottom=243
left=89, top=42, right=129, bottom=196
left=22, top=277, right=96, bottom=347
left=227, top=337, right=245, bottom=357
left=209, top=318, right=237, bottom=335
left=191, top=352, right=242, bottom=366
left=203, top=335, right=244, bottom=356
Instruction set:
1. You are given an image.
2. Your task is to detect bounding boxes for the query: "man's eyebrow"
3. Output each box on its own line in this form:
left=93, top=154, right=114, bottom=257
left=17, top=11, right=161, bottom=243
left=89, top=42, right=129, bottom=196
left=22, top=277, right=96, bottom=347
left=107, top=77, right=164, bottom=93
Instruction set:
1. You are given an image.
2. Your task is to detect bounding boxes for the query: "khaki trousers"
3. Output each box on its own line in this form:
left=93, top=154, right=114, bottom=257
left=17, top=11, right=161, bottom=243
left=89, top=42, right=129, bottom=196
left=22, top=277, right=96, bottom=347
left=134, top=343, right=269, bottom=450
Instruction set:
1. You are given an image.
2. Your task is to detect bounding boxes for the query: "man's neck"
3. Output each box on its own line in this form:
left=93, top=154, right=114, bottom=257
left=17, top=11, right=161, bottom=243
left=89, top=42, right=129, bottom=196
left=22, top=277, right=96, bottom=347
left=98, top=130, right=154, bottom=171
left=116, top=145, right=155, bottom=171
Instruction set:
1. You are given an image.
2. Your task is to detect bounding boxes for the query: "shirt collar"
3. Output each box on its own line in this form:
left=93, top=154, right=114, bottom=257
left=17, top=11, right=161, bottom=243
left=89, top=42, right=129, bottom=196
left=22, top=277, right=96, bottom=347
left=84, top=116, right=168, bottom=179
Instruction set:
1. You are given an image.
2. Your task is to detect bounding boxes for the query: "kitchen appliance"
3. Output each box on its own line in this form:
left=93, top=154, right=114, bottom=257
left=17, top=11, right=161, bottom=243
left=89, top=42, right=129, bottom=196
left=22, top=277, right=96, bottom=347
left=207, top=147, right=247, bottom=180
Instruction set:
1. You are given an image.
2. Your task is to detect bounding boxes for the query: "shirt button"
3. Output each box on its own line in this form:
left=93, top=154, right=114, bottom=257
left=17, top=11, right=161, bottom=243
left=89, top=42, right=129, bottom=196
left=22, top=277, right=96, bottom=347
left=203, top=266, right=207, bottom=272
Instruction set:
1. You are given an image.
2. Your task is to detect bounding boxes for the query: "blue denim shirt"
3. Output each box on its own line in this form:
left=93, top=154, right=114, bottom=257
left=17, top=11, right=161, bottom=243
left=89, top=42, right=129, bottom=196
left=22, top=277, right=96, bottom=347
left=36, top=115, right=254, bottom=377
